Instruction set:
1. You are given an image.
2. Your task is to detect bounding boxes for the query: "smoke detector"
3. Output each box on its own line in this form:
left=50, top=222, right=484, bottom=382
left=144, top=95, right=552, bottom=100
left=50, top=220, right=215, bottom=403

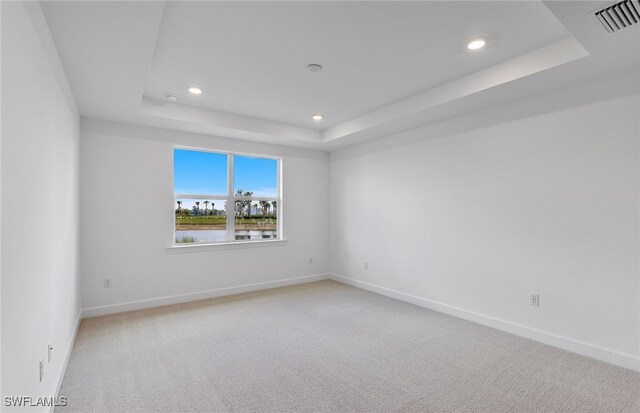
left=307, top=64, right=323, bottom=72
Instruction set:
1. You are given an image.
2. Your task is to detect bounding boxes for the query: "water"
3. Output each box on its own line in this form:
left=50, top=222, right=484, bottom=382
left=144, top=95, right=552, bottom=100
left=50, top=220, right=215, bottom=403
left=175, top=230, right=277, bottom=243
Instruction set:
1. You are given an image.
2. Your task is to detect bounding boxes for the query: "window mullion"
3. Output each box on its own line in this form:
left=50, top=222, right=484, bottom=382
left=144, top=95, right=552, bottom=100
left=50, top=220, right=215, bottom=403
left=278, top=158, right=282, bottom=240
left=175, top=194, right=227, bottom=200
left=227, top=154, right=235, bottom=242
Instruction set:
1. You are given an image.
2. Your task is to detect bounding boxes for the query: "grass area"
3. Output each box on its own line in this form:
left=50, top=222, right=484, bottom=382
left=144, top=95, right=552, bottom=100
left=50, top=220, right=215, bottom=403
left=176, top=216, right=276, bottom=224
left=175, top=236, right=196, bottom=243
left=176, top=216, right=227, bottom=225
left=175, top=215, right=277, bottom=231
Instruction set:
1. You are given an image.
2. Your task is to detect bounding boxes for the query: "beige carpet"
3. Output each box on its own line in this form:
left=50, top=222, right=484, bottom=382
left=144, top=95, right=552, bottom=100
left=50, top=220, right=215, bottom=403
left=58, top=280, right=640, bottom=412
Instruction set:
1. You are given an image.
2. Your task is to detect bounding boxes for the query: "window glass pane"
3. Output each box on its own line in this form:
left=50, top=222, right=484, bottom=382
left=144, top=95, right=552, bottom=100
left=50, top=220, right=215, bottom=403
left=233, top=155, right=278, bottom=197
left=235, top=199, right=278, bottom=240
left=174, top=149, right=227, bottom=195
left=175, top=199, right=227, bottom=243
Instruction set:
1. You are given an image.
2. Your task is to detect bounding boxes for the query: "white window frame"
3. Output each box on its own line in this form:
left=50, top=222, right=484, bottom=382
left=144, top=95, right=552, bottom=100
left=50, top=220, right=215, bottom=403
left=172, top=146, right=283, bottom=246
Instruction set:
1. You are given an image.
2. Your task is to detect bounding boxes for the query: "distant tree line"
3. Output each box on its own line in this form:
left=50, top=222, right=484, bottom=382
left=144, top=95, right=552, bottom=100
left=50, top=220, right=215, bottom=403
left=234, top=190, right=277, bottom=219
left=175, top=200, right=222, bottom=216
left=175, top=189, right=277, bottom=218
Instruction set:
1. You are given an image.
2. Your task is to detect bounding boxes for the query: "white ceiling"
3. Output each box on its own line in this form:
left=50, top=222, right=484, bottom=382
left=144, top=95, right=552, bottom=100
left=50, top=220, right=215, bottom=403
left=40, top=1, right=639, bottom=151
left=146, top=1, right=569, bottom=129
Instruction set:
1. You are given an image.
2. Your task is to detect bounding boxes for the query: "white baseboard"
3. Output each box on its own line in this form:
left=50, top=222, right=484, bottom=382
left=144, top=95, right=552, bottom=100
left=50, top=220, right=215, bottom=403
left=81, top=274, right=329, bottom=318
left=51, top=312, right=81, bottom=413
left=329, top=273, right=640, bottom=372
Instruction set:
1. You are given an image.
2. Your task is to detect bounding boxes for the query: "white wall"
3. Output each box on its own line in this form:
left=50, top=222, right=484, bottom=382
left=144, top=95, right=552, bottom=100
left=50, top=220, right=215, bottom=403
left=1, top=1, right=80, bottom=408
left=79, top=119, right=329, bottom=313
left=330, top=92, right=640, bottom=370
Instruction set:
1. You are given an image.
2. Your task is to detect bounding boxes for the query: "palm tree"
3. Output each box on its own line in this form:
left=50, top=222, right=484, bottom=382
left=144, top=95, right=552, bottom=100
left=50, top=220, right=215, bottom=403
left=235, top=189, right=245, bottom=219
left=271, top=200, right=277, bottom=217
left=243, top=191, right=253, bottom=218
left=233, top=189, right=254, bottom=218
left=259, top=200, right=269, bottom=217
left=235, top=200, right=242, bottom=219
left=211, top=202, right=215, bottom=216
left=203, top=200, right=210, bottom=215
left=195, top=201, right=200, bottom=215
left=176, top=200, right=182, bottom=214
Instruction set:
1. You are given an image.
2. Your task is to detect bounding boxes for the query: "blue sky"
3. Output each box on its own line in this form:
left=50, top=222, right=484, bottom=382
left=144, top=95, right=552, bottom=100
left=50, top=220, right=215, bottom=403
left=174, top=149, right=277, bottom=198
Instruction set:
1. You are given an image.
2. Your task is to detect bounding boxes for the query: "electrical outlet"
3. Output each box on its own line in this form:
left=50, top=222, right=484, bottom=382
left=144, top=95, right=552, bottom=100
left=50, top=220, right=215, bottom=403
left=308, top=257, right=313, bottom=265
left=529, top=293, right=540, bottom=306
left=48, top=343, right=53, bottom=363
left=39, top=359, right=44, bottom=382
left=364, top=262, right=368, bottom=270
left=103, top=278, right=112, bottom=288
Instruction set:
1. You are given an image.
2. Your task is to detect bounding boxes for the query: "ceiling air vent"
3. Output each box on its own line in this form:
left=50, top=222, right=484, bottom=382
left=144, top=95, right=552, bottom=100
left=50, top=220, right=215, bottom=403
left=594, top=0, right=640, bottom=33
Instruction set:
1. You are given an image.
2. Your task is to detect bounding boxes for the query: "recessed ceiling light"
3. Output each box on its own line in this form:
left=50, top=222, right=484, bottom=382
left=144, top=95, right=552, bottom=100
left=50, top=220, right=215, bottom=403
left=312, top=114, right=323, bottom=121
left=165, top=94, right=177, bottom=102
left=188, top=87, right=202, bottom=95
left=307, top=64, right=323, bottom=72
left=467, top=39, right=486, bottom=50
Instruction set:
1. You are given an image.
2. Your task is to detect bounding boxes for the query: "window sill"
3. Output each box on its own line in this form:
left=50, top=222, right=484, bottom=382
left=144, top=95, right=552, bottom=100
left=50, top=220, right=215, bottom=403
left=166, top=239, right=288, bottom=254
